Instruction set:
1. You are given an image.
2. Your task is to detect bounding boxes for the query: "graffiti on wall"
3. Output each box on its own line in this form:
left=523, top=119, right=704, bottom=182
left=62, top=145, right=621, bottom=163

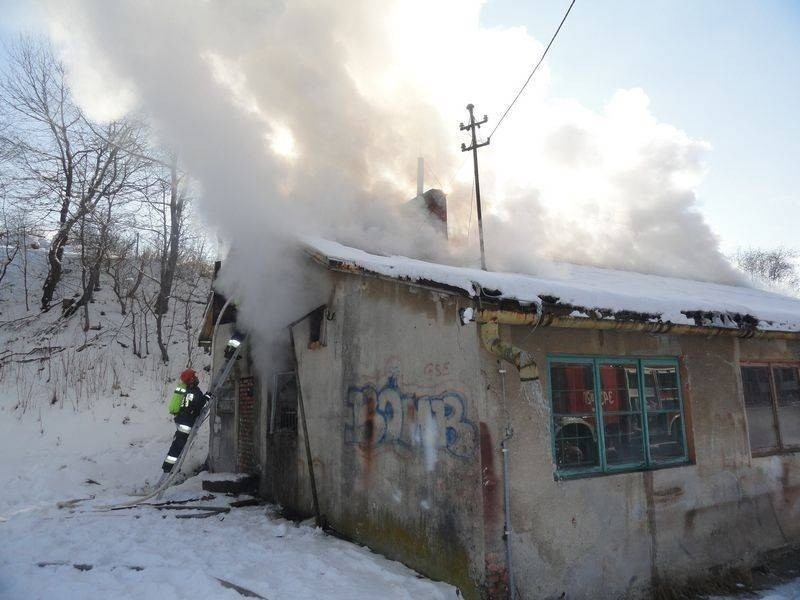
left=345, top=375, right=477, bottom=459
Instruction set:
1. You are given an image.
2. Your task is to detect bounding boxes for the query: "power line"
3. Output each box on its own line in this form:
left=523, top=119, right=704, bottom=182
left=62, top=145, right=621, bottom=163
left=424, top=161, right=445, bottom=190
left=443, top=0, right=576, bottom=190
left=488, top=0, right=577, bottom=140
left=446, top=155, right=470, bottom=191
left=466, top=178, right=475, bottom=241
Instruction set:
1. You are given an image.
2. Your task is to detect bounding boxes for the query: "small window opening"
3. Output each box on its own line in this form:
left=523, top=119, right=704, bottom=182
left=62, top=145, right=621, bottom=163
left=308, top=305, right=327, bottom=349
left=741, top=363, right=800, bottom=454
left=271, top=371, right=298, bottom=434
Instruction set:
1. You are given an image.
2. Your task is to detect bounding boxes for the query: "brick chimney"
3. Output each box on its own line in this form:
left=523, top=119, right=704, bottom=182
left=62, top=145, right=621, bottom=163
left=407, top=157, right=448, bottom=238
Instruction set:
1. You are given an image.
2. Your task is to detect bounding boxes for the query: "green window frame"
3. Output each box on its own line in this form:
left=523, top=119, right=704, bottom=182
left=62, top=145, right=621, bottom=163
left=547, top=356, right=689, bottom=479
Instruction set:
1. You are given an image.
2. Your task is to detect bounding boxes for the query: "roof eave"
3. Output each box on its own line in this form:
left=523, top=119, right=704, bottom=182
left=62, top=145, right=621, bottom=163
left=308, top=249, right=800, bottom=341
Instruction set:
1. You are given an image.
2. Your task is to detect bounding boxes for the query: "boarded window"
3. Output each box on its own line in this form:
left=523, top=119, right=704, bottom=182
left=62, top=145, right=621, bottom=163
left=741, top=364, right=800, bottom=453
left=549, top=357, right=688, bottom=478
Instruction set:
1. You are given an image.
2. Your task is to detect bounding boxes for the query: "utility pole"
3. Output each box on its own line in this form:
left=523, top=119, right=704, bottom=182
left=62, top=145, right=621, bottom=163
left=460, top=103, right=490, bottom=270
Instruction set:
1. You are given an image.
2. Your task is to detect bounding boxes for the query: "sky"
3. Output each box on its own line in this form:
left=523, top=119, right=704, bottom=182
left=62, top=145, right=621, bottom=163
left=480, top=0, right=800, bottom=253
left=0, top=0, right=797, bottom=257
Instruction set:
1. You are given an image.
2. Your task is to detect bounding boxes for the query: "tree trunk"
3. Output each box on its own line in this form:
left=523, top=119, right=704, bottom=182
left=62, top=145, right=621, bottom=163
left=155, top=310, right=169, bottom=363
left=41, top=229, right=68, bottom=310
left=22, top=229, right=29, bottom=312
left=155, top=159, right=182, bottom=315
left=64, top=258, right=102, bottom=319
left=0, top=244, right=19, bottom=286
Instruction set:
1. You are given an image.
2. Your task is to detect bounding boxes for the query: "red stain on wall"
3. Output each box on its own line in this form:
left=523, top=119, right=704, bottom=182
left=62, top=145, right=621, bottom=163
left=479, top=421, right=499, bottom=527
left=480, top=422, right=508, bottom=598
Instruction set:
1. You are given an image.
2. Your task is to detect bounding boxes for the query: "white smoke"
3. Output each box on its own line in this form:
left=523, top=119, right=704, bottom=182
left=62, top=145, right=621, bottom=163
left=35, top=0, right=742, bottom=359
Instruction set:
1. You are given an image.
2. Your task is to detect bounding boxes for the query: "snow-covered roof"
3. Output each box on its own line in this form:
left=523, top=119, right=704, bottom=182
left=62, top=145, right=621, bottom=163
left=304, top=238, right=800, bottom=334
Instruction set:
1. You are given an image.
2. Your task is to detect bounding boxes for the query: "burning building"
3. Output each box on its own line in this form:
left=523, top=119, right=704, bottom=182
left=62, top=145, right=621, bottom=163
left=203, top=234, right=800, bottom=598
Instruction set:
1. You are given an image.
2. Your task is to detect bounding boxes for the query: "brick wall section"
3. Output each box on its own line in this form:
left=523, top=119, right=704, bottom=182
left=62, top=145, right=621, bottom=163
left=484, top=552, right=509, bottom=598
left=237, top=376, right=258, bottom=473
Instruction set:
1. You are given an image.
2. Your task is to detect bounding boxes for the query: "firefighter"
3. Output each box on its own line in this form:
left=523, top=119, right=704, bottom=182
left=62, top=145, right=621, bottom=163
left=161, top=368, right=211, bottom=472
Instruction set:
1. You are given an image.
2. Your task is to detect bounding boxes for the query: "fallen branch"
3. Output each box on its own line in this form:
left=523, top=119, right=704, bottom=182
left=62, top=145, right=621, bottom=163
left=0, top=346, right=67, bottom=366
left=0, top=313, right=40, bottom=330
left=215, top=577, right=268, bottom=599
left=175, top=511, right=221, bottom=519
left=149, top=504, right=230, bottom=513
left=106, top=503, right=230, bottom=513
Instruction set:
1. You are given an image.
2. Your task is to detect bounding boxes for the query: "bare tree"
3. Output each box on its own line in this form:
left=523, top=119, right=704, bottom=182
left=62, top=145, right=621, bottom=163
left=154, top=156, right=186, bottom=315
left=128, top=155, right=192, bottom=363
left=62, top=147, right=144, bottom=322
left=0, top=37, right=145, bottom=310
left=106, top=232, right=141, bottom=316
left=733, top=247, right=799, bottom=289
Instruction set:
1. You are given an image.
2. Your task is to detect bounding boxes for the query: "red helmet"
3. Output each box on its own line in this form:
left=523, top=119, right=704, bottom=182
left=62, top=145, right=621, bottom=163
left=180, top=369, right=197, bottom=384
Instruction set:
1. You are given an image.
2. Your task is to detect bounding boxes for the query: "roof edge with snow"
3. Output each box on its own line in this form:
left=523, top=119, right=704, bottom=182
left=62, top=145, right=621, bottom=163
left=303, top=238, right=800, bottom=338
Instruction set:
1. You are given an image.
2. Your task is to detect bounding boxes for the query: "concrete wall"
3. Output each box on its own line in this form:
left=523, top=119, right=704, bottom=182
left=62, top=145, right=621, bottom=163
left=482, top=324, right=800, bottom=599
left=250, top=271, right=800, bottom=598
left=286, top=276, right=494, bottom=597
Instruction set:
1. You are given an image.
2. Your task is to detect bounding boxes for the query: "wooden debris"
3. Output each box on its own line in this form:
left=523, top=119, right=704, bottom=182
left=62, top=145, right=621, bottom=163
left=150, top=505, right=230, bottom=513
left=214, top=577, right=267, bottom=598
left=175, top=511, right=220, bottom=519
left=229, top=497, right=262, bottom=508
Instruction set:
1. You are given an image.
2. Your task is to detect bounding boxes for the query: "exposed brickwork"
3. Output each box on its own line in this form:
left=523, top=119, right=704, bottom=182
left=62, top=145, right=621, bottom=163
left=484, top=552, right=509, bottom=599
left=237, top=376, right=258, bottom=473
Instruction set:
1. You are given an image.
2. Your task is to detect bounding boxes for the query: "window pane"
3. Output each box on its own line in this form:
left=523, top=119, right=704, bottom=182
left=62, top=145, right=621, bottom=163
left=741, top=366, right=778, bottom=450
left=550, top=363, right=596, bottom=416
left=599, top=363, right=640, bottom=412
left=647, top=412, right=686, bottom=461
left=554, top=416, right=599, bottom=469
left=550, top=363, right=599, bottom=470
left=604, top=414, right=645, bottom=465
left=775, top=366, right=800, bottom=447
left=643, top=365, right=680, bottom=411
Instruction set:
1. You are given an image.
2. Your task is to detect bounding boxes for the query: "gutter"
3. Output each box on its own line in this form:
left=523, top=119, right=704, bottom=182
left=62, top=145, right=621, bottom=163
left=474, top=308, right=800, bottom=341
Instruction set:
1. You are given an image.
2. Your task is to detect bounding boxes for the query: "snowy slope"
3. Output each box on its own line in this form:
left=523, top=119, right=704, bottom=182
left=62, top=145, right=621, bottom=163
left=304, top=237, right=800, bottom=332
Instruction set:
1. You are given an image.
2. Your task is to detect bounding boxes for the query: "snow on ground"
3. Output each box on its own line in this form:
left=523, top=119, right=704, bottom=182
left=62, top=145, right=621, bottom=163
left=714, top=580, right=800, bottom=600
left=0, top=401, right=457, bottom=600
left=747, top=582, right=800, bottom=600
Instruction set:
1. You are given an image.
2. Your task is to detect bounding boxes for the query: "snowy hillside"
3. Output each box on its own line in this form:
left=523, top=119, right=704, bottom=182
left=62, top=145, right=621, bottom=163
left=0, top=246, right=207, bottom=412
left=0, top=245, right=210, bottom=507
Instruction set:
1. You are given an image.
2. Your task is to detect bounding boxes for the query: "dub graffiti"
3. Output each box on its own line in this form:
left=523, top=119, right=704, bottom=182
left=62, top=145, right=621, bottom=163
left=344, top=376, right=478, bottom=459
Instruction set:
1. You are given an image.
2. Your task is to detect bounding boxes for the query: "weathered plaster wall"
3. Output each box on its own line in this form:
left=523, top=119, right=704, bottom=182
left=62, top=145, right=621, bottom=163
left=288, top=276, right=491, bottom=597
left=252, top=270, right=800, bottom=599
left=478, top=324, right=800, bottom=599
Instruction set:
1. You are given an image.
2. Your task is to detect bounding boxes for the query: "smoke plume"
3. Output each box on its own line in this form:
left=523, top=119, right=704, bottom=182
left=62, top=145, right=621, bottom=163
left=35, top=0, right=741, bottom=358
